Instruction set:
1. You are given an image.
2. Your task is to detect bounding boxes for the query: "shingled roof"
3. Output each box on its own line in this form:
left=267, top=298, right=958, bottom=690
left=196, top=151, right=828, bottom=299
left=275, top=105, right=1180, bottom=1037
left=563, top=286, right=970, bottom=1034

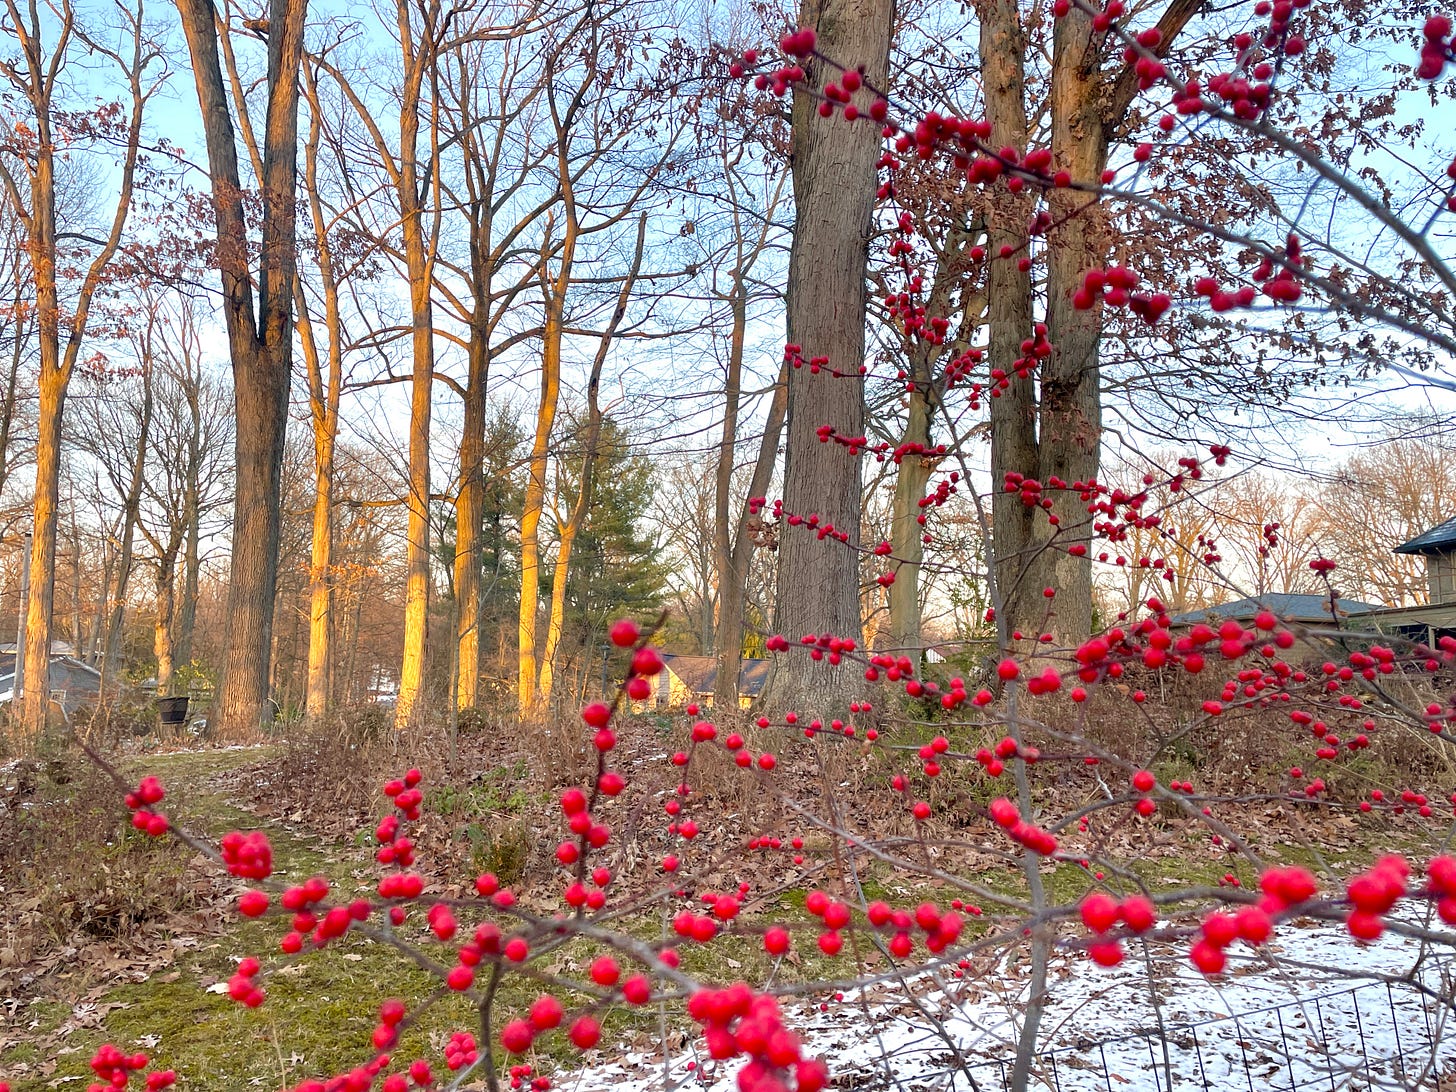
left=1394, top=516, right=1456, bottom=555
left=660, top=654, right=771, bottom=697
left=1169, top=594, right=1377, bottom=626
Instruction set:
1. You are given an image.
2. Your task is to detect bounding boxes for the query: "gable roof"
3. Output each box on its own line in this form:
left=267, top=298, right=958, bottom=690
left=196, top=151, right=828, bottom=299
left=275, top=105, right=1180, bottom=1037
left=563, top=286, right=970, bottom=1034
left=660, top=654, right=771, bottom=697
left=1394, top=516, right=1456, bottom=555
left=1169, top=593, right=1378, bottom=626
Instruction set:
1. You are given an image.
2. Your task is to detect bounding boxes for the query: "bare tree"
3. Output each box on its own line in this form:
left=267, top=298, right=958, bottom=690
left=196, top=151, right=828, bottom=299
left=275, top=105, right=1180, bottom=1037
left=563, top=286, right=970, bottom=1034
left=0, top=0, right=162, bottom=747
left=173, top=0, right=309, bottom=737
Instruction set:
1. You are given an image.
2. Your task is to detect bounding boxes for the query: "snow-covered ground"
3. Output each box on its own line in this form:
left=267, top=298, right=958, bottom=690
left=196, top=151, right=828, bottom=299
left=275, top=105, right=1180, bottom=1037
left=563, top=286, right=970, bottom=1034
left=563, top=922, right=1456, bottom=1092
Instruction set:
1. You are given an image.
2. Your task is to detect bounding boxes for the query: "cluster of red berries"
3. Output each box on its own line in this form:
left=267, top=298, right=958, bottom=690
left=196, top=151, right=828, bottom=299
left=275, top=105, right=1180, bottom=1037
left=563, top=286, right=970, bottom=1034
left=382, top=768, right=423, bottom=820
left=1079, top=892, right=1157, bottom=966
left=500, top=1006, right=601, bottom=1055
left=87, top=1045, right=174, bottom=1092
left=227, top=956, right=266, bottom=1007
left=1417, top=15, right=1453, bottom=77
left=507, top=1063, right=548, bottom=1091
left=686, top=984, right=828, bottom=1092
left=1344, top=856, right=1410, bottom=940
left=1072, top=266, right=1173, bottom=325
left=988, top=797, right=1059, bottom=855
left=123, top=776, right=169, bottom=837
left=1188, top=867, right=1316, bottom=974
left=221, top=830, right=273, bottom=879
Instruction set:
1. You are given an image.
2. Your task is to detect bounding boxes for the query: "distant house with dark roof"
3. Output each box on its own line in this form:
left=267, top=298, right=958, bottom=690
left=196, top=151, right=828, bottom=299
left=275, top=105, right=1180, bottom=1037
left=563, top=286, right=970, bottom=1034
left=1365, top=517, right=1456, bottom=645
left=655, top=654, right=771, bottom=709
left=0, top=648, right=103, bottom=719
left=1393, top=516, right=1456, bottom=605
left=1168, top=517, right=1456, bottom=650
left=1169, top=594, right=1378, bottom=628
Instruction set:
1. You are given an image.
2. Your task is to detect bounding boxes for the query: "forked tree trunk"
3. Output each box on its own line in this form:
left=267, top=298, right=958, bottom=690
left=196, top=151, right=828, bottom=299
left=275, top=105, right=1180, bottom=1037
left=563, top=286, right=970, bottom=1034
left=176, top=0, right=308, bottom=738
left=9, top=0, right=150, bottom=748
left=766, top=0, right=892, bottom=713
left=538, top=216, right=643, bottom=707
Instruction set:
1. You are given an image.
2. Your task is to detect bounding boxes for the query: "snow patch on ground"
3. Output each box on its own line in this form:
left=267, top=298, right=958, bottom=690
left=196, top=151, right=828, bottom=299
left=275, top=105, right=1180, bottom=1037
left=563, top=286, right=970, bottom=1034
left=561, top=922, right=1456, bottom=1092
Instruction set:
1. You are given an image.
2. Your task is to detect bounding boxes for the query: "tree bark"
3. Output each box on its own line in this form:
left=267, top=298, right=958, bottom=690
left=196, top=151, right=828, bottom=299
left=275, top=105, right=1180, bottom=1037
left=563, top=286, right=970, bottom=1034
left=978, top=0, right=1039, bottom=643
left=154, top=557, right=176, bottom=696
left=518, top=224, right=571, bottom=717
left=766, top=0, right=892, bottom=713
left=388, top=0, right=440, bottom=731
left=538, top=216, right=645, bottom=706
left=455, top=327, right=488, bottom=711
left=298, top=62, right=343, bottom=720
left=103, top=357, right=154, bottom=680
left=4, top=0, right=151, bottom=748
left=175, top=0, right=308, bottom=738
left=714, top=363, right=788, bottom=711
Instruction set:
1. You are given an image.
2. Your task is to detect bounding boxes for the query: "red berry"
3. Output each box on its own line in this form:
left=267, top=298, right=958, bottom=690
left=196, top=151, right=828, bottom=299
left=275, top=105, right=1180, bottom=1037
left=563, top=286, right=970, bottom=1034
left=569, top=1016, right=601, bottom=1050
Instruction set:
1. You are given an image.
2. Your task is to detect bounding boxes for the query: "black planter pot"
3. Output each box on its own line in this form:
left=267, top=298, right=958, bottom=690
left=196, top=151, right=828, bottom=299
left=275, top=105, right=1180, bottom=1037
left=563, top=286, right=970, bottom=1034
left=158, top=695, right=189, bottom=726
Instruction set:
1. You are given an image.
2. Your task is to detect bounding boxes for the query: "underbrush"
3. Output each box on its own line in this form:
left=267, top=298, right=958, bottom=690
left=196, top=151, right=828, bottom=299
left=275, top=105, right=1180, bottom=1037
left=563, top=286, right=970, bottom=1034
left=0, top=759, right=206, bottom=989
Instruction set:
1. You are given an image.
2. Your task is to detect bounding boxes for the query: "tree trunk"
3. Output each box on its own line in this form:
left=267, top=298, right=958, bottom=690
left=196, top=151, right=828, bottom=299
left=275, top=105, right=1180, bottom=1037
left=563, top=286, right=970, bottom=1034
left=455, top=331, right=487, bottom=711
left=1033, top=6, right=1108, bottom=647
left=517, top=303, right=560, bottom=717
left=103, top=360, right=153, bottom=679
left=978, top=0, right=1039, bottom=643
left=299, top=65, right=343, bottom=721
left=714, top=363, right=788, bottom=711
left=154, top=558, right=176, bottom=696
left=539, top=215, right=642, bottom=707
left=21, top=365, right=63, bottom=744
left=175, top=0, right=307, bottom=737
left=175, top=477, right=200, bottom=673
left=388, top=0, right=438, bottom=732
left=767, top=0, right=891, bottom=712
left=887, top=388, right=932, bottom=657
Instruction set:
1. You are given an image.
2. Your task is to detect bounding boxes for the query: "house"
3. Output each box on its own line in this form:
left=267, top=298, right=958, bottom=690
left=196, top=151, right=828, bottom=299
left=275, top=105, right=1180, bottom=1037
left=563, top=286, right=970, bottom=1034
left=0, top=649, right=103, bottom=719
left=1364, top=517, right=1456, bottom=646
left=1169, top=593, right=1379, bottom=628
left=655, top=654, right=771, bottom=709
left=1167, top=517, right=1456, bottom=650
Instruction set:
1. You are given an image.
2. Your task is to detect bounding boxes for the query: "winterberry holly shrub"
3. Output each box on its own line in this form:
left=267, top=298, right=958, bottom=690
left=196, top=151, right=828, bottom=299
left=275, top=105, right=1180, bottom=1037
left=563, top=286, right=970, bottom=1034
left=43, top=3, right=1456, bottom=1091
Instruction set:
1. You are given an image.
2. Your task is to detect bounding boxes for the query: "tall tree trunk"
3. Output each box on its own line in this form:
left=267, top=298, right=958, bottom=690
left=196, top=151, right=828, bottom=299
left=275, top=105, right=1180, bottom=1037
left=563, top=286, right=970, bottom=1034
left=767, top=0, right=891, bottom=712
left=519, top=166, right=579, bottom=716
left=104, top=359, right=153, bottom=677
left=386, top=0, right=439, bottom=732
left=714, top=364, right=788, bottom=711
left=22, top=367, right=63, bottom=740
left=887, top=386, right=933, bottom=656
left=538, top=215, right=642, bottom=707
left=154, top=558, right=176, bottom=696
left=455, top=330, right=488, bottom=711
left=978, top=0, right=1039, bottom=644
left=518, top=283, right=564, bottom=717
left=8, top=0, right=149, bottom=747
left=176, top=486, right=199, bottom=672
left=298, top=63, right=343, bottom=721
left=175, top=0, right=308, bottom=738
left=1033, top=7, right=1108, bottom=646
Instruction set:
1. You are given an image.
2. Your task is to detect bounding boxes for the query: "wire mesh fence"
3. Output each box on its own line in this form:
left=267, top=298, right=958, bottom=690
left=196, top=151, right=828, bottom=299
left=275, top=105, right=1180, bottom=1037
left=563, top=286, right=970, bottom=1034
left=933, top=975, right=1456, bottom=1092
